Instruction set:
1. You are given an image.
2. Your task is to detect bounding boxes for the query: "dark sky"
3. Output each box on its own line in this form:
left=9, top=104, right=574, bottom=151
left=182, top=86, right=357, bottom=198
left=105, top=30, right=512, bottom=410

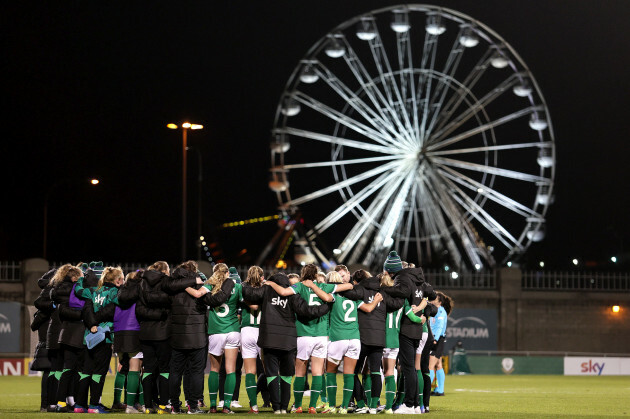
left=2, top=1, right=629, bottom=270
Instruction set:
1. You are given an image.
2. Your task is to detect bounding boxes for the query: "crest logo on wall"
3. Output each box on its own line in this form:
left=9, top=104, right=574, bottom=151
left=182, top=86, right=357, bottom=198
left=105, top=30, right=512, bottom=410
left=501, top=357, right=515, bottom=374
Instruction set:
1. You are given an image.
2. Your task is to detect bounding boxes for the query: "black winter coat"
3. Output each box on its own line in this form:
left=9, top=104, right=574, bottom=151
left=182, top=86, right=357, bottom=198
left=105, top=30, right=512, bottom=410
left=381, top=267, right=436, bottom=339
left=242, top=273, right=330, bottom=351
left=341, top=277, right=404, bottom=347
left=136, top=270, right=171, bottom=341
left=162, top=268, right=205, bottom=350
left=51, top=277, right=85, bottom=348
left=31, top=269, right=56, bottom=370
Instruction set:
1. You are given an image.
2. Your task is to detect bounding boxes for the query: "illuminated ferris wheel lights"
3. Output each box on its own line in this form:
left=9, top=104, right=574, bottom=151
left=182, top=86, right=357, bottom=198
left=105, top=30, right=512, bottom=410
left=535, top=184, right=552, bottom=206
left=513, top=81, right=533, bottom=97
left=269, top=180, right=289, bottom=193
left=527, top=228, right=545, bottom=242
left=390, top=10, right=410, bottom=33
left=356, top=17, right=377, bottom=40
left=299, top=64, right=319, bottom=84
left=459, top=27, right=479, bottom=47
left=490, top=51, right=510, bottom=68
left=529, top=115, right=548, bottom=131
left=281, top=97, right=301, bottom=116
left=425, top=14, right=446, bottom=35
left=325, top=35, right=346, bottom=58
left=537, top=148, right=554, bottom=168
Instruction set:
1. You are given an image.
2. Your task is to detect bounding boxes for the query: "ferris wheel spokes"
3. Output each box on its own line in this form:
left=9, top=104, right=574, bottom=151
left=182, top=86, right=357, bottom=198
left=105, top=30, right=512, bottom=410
left=432, top=156, right=547, bottom=183
left=426, top=105, right=543, bottom=151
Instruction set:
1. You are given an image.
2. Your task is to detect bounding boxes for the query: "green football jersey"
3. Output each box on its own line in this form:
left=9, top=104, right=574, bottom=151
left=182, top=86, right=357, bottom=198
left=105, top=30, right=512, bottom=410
left=206, top=281, right=242, bottom=335
left=328, top=294, right=362, bottom=342
left=292, top=282, right=336, bottom=337
left=240, top=303, right=261, bottom=329
left=385, top=304, right=404, bottom=349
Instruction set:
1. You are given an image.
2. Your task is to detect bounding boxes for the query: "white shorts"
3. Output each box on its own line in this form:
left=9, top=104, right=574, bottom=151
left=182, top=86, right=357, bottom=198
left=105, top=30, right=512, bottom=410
left=296, top=336, right=328, bottom=360
left=240, top=327, right=261, bottom=359
left=327, top=339, right=361, bottom=364
left=115, top=352, right=143, bottom=359
left=383, top=347, right=399, bottom=360
left=417, top=332, right=429, bottom=355
left=208, top=331, right=241, bottom=356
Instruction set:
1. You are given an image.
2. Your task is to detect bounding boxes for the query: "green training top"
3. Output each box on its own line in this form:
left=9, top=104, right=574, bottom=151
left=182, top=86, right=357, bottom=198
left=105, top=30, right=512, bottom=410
left=291, top=282, right=336, bottom=337
left=240, top=303, right=261, bottom=329
left=205, top=281, right=242, bottom=335
left=328, top=293, right=362, bottom=342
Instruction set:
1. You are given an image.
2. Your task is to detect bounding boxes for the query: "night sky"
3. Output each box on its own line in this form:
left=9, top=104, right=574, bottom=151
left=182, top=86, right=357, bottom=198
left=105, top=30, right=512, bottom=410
left=3, top=1, right=629, bottom=270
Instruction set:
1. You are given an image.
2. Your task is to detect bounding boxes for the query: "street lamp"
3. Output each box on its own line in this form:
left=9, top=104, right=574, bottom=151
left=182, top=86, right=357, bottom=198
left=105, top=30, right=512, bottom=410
left=43, top=178, right=100, bottom=259
left=168, top=122, right=204, bottom=261
left=186, top=146, right=204, bottom=261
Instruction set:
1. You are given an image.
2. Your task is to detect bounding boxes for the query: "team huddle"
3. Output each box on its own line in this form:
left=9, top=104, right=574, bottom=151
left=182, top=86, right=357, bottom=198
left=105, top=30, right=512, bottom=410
left=30, top=251, right=453, bottom=415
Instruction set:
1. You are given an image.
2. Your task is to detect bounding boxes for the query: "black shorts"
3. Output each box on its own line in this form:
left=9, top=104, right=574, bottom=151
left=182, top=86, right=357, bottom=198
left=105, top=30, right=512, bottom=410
left=429, top=336, right=445, bottom=358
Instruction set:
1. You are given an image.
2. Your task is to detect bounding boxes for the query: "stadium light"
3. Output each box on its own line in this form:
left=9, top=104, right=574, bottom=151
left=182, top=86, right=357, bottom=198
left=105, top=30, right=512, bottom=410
left=572, top=258, right=579, bottom=266
left=611, top=256, right=617, bottom=263
left=539, top=261, right=545, bottom=268
left=612, top=305, right=620, bottom=313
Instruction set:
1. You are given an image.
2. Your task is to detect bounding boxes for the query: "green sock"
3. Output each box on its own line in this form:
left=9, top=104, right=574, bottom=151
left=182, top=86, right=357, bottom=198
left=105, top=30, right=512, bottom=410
left=384, top=375, right=396, bottom=409
left=114, top=372, right=126, bottom=404
left=208, top=371, right=219, bottom=407
left=293, top=376, right=305, bottom=409
left=126, top=371, right=140, bottom=406
left=417, top=370, right=423, bottom=404
left=363, top=374, right=372, bottom=407
left=309, top=375, right=323, bottom=408
left=245, top=373, right=258, bottom=408
left=342, top=374, right=354, bottom=408
left=138, top=379, right=144, bottom=406
left=224, top=372, right=236, bottom=409
left=320, top=373, right=327, bottom=403
left=326, top=373, right=337, bottom=407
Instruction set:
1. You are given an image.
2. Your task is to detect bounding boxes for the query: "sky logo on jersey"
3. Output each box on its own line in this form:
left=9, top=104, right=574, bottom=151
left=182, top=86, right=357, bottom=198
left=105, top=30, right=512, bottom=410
left=271, top=297, right=287, bottom=308
left=94, top=295, right=106, bottom=305
left=415, top=290, right=423, bottom=298
left=581, top=360, right=605, bottom=375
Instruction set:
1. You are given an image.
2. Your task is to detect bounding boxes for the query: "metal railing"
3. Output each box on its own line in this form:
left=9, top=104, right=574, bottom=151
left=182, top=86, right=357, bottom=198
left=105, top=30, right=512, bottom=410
left=0, top=261, right=21, bottom=282
left=522, top=271, right=630, bottom=291
left=425, top=270, right=496, bottom=290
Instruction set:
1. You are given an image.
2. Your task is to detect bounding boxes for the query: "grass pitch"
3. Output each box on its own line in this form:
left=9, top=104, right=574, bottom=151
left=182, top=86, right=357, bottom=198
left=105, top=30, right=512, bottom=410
left=0, top=374, right=629, bottom=418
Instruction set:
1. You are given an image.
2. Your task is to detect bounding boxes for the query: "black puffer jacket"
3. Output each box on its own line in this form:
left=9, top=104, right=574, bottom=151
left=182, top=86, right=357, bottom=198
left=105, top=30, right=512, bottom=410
left=136, top=270, right=171, bottom=341
left=162, top=267, right=204, bottom=350
left=341, top=276, right=404, bottom=347
left=242, top=273, right=330, bottom=351
left=51, top=276, right=84, bottom=348
left=381, top=267, right=437, bottom=339
left=31, top=269, right=56, bottom=370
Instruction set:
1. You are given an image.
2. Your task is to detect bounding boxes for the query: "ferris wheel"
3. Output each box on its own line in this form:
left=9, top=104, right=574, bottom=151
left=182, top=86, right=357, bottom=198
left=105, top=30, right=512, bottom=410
left=268, top=4, right=555, bottom=271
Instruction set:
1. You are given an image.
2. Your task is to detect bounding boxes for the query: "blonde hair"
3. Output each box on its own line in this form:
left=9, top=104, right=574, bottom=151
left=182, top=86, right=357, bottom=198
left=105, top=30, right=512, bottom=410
left=125, top=270, right=140, bottom=283
left=97, top=266, right=123, bottom=290
left=149, top=261, right=169, bottom=274
left=246, top=266, right=264, bottom=288
left=207, top=263, right=229, bottom=295
left=326, top=271, right=343, bottom=284
left=316, top=272, right=327, bottom=283
left=50, top=264, right=82, bottom=287
left=378, top=271, right=394, bottom=287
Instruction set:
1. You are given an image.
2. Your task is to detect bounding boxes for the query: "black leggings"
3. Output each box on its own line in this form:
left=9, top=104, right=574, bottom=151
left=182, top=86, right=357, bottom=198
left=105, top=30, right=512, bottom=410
left=141, top=340, right=171, bottom=408
left=77, top=341, right=112, bottom=407
left=421, top=338, right=433, bottom=408
left=353, top=344, right=384, bottom=405
left=398, top=334, right=420, bottom=408
left=56, top=344, right=84, bottom=404
left=262, top=348, right=296, bottom=412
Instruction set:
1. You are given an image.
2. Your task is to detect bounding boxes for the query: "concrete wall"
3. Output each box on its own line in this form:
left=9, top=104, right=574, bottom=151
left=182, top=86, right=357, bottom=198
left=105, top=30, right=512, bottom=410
left=1, top=262, right=629, bottom=355
left=447, top=268, right=630, bottom=353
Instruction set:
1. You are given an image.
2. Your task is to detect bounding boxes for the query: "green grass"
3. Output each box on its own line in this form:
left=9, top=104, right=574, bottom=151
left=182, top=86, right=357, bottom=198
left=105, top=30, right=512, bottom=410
left=0, top=375, right=629, bottom=418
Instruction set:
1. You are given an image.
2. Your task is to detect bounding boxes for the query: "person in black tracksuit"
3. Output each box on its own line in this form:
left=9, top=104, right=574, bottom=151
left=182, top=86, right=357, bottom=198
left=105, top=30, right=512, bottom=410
left=32, top=269, right=56, bottom=412
left=380, top=251, right=436, bottom=412
left=241, top=272, right=330, bottom=413
left=163, top=261, right=231, bottom=414
left=50, top=264, right=85, bottom=412
left=341, top=270, right=404, bottom=412
left=136, top=262, right=172, bottom=413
